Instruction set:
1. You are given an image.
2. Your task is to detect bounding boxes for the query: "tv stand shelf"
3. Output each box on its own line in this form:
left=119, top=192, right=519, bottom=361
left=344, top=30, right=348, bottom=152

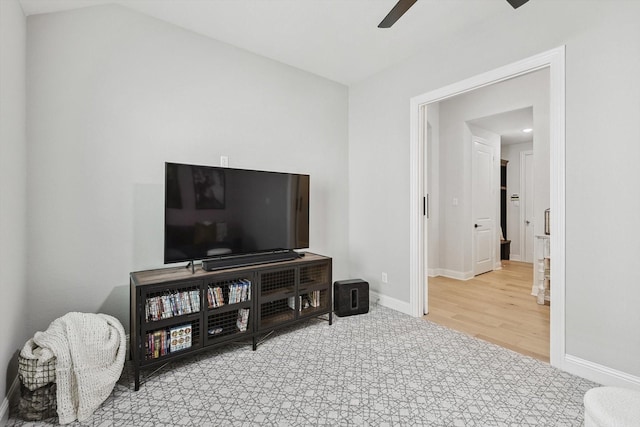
left=130, top=253, right=332, bottom=390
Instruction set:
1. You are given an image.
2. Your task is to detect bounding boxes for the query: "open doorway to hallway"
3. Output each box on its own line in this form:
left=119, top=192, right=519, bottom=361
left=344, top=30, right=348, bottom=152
left=422, top=68, right=550, bottom=361
left=410, top=46, right=565, bottom=366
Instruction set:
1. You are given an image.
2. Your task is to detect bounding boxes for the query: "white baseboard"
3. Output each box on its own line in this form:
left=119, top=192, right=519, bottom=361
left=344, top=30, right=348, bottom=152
left=510, top=254, right=522, bottom=261
left=369, top=290, right=412, bottom=316
left=439, top=269, right=473, bottom=281
left=1, top=376, right=19, bottom=425
left=427, top=269, right=474, bottom=280
left=427, top=268, right=441, bottom=277
left=564, top=354, right=640, bottom=391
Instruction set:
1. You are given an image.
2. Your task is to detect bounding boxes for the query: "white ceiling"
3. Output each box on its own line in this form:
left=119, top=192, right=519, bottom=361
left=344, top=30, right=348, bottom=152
left=468, top=106, right=534, bottom=145
left=18, top=0, right=528, bottom=85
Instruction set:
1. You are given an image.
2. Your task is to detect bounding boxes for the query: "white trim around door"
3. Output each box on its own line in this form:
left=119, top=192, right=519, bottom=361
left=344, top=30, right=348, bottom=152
left=409, top=46, right=566, bottom=370
left=520, top=150, right=535, bottom=263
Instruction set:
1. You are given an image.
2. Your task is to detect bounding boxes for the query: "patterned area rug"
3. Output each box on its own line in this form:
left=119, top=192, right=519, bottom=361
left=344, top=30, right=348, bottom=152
left=8, top=305, right=596, bottom=426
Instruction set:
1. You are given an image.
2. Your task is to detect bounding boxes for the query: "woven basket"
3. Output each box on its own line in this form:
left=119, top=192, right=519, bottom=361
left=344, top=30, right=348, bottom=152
left=17, top=354, right=57, bottom=421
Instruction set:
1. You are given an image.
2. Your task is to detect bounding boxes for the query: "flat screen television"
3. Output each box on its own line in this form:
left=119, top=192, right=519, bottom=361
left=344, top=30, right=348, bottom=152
left=164, top=162, right=310, bottom=265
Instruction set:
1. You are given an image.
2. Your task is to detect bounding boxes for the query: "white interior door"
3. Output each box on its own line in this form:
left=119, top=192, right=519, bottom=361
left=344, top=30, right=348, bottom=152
left=472, top=137, right=496, bottom=275
left=521, top=151, right=534, bottom=262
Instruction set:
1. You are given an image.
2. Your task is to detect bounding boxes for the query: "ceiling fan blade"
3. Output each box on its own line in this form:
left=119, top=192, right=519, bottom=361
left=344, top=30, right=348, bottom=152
left=506, top=0, right=530, bottom=9
left=378, top=0, right=418, bottom=28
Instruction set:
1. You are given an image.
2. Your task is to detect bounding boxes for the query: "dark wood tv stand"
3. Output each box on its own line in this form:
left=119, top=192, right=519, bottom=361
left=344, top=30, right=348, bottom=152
left=129, top=253, right=332, bottom=390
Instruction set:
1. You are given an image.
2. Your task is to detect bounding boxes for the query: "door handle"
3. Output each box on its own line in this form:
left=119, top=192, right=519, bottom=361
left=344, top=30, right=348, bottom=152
left=474, top=224, right=481, bottom=228
left=525, top=220, right=531, bottom=225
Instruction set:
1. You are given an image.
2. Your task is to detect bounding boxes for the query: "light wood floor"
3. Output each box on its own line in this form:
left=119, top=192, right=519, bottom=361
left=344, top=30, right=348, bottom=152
left=423, top=261, right=550, bottom=362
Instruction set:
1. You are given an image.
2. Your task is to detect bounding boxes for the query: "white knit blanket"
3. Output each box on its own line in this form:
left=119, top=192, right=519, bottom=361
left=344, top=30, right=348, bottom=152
left=22, top=312, right=126, bottom=424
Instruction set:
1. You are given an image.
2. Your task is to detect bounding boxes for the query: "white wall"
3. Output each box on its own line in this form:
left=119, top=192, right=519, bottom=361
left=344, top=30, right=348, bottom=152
left=349, top=1, right=640, bottom=378
left=502, top=141, right=533, bottom=260
left=0, top=0, right=27, bottom=416
left=26, top=4, right=349, bottom=335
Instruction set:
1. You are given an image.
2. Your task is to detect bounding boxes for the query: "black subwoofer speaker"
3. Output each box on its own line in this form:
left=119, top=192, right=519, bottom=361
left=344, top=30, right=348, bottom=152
left=334, top=279, right=369, bottom=317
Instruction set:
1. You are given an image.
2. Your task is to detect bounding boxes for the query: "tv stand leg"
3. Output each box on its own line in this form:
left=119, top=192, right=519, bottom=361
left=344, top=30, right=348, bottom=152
left=252, top=336, right=257, bottom=351
left=134, top=366, right=140, bottom=391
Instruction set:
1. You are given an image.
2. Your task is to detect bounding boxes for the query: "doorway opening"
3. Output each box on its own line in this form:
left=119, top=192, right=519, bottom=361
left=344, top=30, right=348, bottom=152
left=409, top=46, right=565, bottom=368
left=424, top=74, right=548, bottom=360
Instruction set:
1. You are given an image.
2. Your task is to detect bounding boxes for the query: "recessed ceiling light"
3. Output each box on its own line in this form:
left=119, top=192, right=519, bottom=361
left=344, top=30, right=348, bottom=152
left=522, top=128, right=533, bottom=133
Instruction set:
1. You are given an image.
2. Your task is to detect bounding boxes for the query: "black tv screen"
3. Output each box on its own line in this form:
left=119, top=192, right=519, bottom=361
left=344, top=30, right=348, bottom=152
left=164, top=163, right=310, bottom=264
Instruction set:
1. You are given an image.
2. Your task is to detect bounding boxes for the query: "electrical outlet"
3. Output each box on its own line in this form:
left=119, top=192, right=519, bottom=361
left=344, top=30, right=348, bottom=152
left=220, top=155, right=229, bottom=167
left=381, top=272, right=388, bottom=284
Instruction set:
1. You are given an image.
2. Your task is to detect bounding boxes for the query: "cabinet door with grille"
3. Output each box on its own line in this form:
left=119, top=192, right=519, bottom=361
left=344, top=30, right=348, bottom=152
left=257, top=267, right=297, bottom=330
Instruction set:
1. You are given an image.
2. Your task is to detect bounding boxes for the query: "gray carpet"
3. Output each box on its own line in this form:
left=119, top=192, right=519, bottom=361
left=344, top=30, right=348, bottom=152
left=8, top=305, right=596, bottom=426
